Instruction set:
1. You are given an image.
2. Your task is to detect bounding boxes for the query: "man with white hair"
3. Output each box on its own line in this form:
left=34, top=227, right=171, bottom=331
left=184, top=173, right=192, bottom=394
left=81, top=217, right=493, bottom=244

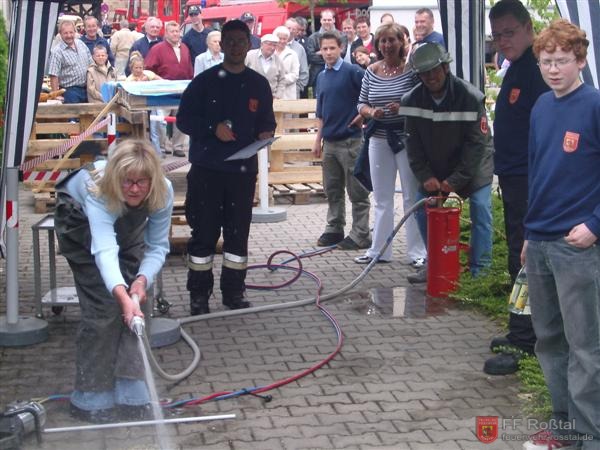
left=245, top=34, right=285, bottom=98
left=273, top=26, right=300, bottom=99
left=285, top=18, right=309, bottom=98
left=194, top=30, right=223, bottom=76
left=127, top=16, right=163, bottom=75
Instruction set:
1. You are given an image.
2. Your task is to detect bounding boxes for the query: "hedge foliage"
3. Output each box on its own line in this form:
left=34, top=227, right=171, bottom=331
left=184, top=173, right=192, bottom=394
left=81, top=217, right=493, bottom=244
left=0, top=11, right=8, bottom=161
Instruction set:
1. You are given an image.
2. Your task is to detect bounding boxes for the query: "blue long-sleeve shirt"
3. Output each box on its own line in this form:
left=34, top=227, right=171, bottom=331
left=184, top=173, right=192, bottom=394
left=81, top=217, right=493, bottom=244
left=61, top=160, right=174, bottom=292
left=315, top=57, right=364, bottom=141
left=525, top=84, right=600, bottom=240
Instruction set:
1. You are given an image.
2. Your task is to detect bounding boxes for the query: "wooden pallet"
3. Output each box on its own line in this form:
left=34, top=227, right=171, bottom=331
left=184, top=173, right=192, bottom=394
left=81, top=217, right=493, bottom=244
left=272, top=182, right=325, bottom=205
left=33, top=192, right=57, bottom=214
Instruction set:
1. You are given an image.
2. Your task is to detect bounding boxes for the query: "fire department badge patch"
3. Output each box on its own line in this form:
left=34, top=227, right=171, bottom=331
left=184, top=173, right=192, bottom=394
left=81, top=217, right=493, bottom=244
left=480, top=116, right=488, bottom=134
left=249, top=98, right=259, bottom=112
left=563, top=131, right=579, bottom=153
left=509, top=88, right=520, bottom=104
left=476, top=416, right=498, bottom=444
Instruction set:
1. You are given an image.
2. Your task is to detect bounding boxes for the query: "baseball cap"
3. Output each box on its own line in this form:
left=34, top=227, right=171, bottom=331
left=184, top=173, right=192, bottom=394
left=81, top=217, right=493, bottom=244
left=240, top=12, right=255, bottom=23
left=188, top=5, right=201, bottom=16
left=261, top=34, right=279, bottom=43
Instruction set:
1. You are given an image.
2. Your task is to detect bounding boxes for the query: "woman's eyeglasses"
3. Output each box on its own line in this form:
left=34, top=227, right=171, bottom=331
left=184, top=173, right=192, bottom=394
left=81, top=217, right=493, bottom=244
left=122, top=178, right=150, bottom=189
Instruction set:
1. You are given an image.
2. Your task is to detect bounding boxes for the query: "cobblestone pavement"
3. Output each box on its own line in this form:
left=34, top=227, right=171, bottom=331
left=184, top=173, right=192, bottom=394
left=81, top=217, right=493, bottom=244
left=0, top=186, right=532, bottom=450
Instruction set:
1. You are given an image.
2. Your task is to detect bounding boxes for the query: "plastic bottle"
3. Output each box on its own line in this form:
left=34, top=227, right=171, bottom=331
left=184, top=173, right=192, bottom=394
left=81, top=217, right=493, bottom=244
left=508, top=267, right=530, bottom=315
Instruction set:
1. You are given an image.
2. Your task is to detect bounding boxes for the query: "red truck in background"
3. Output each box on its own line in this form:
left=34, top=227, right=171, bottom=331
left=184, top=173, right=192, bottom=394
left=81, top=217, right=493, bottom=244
left=113, top=0, right=370, bottom=35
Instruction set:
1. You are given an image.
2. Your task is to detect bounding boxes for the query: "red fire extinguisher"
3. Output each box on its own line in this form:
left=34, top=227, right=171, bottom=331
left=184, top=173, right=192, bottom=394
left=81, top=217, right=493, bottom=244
left=426, top=196, right=462, bottom=297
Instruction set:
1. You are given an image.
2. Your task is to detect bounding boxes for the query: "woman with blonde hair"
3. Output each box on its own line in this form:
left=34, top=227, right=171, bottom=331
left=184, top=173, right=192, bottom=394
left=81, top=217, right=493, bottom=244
left=354, top=22, right=427, bottom=267
left=126, top=53, right=164, bottom=156
left=54, top=139, right=173, bottom=423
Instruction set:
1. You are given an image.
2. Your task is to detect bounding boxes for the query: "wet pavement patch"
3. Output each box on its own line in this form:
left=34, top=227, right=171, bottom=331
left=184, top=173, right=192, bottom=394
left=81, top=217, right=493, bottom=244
left=348, top=286, right=458, bottom=318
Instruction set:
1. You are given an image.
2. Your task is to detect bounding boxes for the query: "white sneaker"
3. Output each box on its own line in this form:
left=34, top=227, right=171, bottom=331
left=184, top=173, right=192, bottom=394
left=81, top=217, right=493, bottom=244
left=411, top=258, right=426, bottom=268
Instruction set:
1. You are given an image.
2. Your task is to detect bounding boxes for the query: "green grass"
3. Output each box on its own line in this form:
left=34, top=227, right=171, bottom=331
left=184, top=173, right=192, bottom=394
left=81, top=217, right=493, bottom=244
left=449, top=189, right=552, bottom=419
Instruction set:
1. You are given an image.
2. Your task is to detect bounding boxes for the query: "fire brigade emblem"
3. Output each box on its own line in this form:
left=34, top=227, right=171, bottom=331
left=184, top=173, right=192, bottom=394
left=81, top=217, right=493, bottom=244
left=563, top=131, right=579, bottom=153
left=480, top=116, right=488, bottom=134
left=249, top=98, right=259, bottom=112
left=509, top=88, right=520, bottom=104
left=476, top=416, right=498, bottom=444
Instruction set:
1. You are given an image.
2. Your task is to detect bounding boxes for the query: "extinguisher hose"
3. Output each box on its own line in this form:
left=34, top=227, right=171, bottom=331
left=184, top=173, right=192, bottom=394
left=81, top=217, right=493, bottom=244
left=44, top=198, right=429, bottom=406
left=146, top=197, right=428, bottom=383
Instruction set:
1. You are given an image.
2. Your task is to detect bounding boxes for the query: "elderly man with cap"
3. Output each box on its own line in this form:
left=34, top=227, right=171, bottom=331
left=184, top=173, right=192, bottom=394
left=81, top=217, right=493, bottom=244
left=245, top=34, right=285, bottom=98
left=182, top=5, right=211, bottom=63
left=402, top=43, right=493, bottom=283
left=240, top=12, right=261, bottom=49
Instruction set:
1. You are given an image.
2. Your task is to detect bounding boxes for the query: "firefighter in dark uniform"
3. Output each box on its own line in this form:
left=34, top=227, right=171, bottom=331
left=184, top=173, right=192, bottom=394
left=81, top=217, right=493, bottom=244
left=177, top=20, right=276, bottom=315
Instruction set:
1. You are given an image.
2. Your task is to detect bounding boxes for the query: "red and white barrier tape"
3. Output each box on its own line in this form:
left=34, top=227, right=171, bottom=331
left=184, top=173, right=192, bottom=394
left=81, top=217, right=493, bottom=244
left=20, top=116, right=110, bottom=172
left=22, top=170, right=68, bottom=184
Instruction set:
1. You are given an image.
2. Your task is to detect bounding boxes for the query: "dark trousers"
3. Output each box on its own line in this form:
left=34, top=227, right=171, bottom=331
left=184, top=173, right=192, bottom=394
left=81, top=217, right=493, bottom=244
left=498, top=174, right=536, bottom=353
left=185, top=165, right=256, bottom=296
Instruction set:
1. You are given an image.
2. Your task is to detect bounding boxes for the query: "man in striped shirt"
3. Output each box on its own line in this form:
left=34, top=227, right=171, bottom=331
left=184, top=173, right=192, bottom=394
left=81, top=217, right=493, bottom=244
left=48, top=20, right=92, bottom=104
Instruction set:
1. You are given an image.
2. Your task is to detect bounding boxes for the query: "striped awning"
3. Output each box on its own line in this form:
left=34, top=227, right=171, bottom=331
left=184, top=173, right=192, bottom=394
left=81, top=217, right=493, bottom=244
left=0, top=0, right=62, bottom=256
left=556, top=0, right=600, bottom=89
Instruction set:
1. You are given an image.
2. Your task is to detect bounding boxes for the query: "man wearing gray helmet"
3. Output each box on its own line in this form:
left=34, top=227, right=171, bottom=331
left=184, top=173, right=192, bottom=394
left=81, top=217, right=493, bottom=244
left=402, top=43, right=493, bottom=283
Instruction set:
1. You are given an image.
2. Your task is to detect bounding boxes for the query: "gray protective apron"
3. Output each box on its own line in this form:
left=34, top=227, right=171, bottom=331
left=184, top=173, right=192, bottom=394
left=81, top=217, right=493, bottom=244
left=54, top=168, right=148, bottom=392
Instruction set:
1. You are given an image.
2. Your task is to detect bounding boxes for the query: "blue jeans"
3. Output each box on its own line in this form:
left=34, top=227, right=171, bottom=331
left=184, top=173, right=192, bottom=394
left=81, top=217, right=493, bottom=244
left=414, top=184, right=492, bottom=276
left=527, top=239, right=600, bottom=446
left=63, top=86, right=87, bottom=104
left=71, top=378, right=150, bottom=410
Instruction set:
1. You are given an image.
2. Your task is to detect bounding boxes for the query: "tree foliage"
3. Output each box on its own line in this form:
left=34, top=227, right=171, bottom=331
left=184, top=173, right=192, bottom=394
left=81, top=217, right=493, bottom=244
left=526, top=0, right=560, bottom=33
left=0, top=11, right=8, bottom=162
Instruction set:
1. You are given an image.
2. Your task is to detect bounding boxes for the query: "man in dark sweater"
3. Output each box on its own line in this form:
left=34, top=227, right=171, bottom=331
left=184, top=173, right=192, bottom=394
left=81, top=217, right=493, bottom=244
left=312, top=31, right=370, bottom=250
left=126, top=16, right=163, bottom=76
left=79, top=16, right=114, bottom=66
left=182, top=5, right=210, bottom=64
left=484, top=0, right=549, bottom=376
left=177, top=20, right=276, bottom=315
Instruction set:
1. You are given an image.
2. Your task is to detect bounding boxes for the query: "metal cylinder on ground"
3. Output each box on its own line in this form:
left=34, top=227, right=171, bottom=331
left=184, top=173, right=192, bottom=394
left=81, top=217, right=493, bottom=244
left=426, top=198, right=461, bottom=297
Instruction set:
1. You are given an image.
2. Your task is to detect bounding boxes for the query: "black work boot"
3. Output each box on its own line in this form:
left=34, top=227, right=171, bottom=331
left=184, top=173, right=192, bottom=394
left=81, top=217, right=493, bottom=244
left=222, top=292, right=251, bottom=310
left=190, top=290, right=211, bottom=315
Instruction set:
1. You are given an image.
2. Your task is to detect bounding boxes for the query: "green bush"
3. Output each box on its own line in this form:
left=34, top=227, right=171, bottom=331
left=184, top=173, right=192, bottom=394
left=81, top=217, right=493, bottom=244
left=0, top=11, right=8, bottom=163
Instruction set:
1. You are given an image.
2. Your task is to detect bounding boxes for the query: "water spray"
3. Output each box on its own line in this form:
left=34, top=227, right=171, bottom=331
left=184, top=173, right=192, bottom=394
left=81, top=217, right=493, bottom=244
left=129, top=294, right=145, bottom=337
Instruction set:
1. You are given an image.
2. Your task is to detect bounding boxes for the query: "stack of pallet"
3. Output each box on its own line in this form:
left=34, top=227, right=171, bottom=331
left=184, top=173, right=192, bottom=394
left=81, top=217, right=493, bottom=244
left=270, top=99, right=324, bottom=204
left=25, top=103, right=134, bottom=212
